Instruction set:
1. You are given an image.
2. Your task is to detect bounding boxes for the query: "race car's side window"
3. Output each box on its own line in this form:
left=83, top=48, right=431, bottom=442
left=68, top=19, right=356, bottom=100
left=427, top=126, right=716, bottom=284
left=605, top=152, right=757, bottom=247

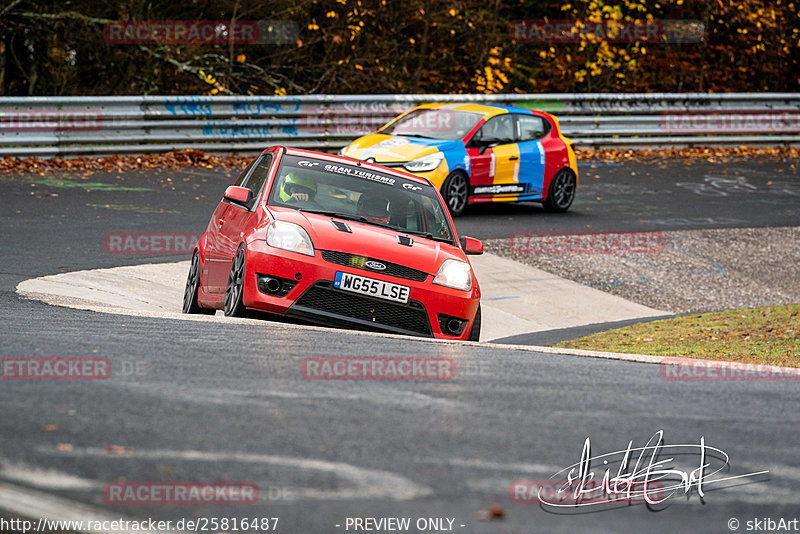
left=420, top=197, right=452, bottom=240
left=471, top=114, right=515, bottom=145
left=233, top=157, right=258, bottom=187
left=516, top=115, right=550, bottom=141
left=242, top=153, right=274, bottom=200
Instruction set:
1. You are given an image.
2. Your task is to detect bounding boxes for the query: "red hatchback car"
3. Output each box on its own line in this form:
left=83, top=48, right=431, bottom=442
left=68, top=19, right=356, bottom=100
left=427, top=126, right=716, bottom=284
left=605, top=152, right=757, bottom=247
left=183, top=146, right=483, bottom=340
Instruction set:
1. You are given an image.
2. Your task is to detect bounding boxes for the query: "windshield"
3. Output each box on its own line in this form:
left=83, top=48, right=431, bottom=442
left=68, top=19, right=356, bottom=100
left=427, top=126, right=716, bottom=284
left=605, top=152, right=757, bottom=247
left=268, top=154, right=456, bottom=243
left=380, top=108, right=482, bottom=141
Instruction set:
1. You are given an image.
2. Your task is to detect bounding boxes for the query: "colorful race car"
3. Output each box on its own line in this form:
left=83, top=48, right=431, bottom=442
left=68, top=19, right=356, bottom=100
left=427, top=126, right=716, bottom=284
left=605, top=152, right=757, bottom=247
left=183, top=146, right=483, bottom=341
left=340, top=103, right=578, bottom=216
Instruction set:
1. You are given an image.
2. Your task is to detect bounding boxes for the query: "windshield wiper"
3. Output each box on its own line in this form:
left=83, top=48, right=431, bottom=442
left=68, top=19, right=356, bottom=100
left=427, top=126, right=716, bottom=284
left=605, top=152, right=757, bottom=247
left=373, top=226, right=454, bottom=244
left=399, top=229, right=454, bottom=244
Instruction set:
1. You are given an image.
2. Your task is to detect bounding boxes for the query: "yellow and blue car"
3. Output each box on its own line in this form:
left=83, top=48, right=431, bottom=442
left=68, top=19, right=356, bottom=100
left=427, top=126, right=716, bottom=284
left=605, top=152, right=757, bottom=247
left=340, top=103, right=578, bottom=216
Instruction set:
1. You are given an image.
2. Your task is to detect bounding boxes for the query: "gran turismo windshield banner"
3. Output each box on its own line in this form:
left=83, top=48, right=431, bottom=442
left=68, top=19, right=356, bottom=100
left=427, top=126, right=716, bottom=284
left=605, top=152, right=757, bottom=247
left=280, top=155, right=436, bottom=198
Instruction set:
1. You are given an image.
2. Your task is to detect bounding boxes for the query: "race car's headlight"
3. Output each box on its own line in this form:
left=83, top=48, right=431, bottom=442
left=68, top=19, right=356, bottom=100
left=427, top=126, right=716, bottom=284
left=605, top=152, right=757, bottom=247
left=404, top=152, right=444, bottom=173
left=433, top=259, right=472, bottom=291
left=267, top=221, right=314, bottom=257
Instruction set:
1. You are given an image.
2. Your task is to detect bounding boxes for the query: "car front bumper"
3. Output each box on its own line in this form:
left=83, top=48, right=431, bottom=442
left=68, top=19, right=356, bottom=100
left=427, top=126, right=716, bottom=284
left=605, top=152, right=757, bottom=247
left=241, top=240, right=480, bottom=340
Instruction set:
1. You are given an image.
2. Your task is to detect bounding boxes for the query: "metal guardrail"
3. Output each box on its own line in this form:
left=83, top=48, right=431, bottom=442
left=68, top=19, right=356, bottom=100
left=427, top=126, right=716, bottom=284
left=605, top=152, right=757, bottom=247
left=1, top=93, right=798, bottom=157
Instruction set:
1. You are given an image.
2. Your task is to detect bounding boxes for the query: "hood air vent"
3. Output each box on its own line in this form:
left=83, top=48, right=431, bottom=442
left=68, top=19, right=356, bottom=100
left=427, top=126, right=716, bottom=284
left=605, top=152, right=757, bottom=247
left=330, top=219, right=352, bottom=233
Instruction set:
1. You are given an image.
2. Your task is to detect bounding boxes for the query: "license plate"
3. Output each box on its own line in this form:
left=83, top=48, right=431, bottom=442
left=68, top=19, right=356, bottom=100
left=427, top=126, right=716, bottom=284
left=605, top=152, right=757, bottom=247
left=333, top=272, right=410, bottom=304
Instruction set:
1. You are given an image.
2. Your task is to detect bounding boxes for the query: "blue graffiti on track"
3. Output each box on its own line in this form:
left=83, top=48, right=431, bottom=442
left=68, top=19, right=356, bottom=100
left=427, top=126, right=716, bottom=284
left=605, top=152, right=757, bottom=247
left=163, top=96, right=213, bottom=116
left=201, top=125, right=299, bottom=138
left=232, top=100, right=301, bottom=115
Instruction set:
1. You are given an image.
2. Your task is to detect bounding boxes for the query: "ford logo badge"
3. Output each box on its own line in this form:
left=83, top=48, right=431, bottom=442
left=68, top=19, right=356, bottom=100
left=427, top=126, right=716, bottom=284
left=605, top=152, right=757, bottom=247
left=365, top=261, right=386, bottom=270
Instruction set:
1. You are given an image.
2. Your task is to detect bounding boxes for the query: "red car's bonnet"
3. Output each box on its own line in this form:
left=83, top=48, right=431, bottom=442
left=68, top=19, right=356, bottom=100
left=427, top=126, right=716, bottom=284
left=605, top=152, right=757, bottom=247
left=268, top=206, right=468, bottom=276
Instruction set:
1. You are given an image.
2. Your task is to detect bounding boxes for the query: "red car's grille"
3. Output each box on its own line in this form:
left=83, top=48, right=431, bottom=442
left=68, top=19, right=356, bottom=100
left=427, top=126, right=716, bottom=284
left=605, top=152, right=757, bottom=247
left=319, top=250, right=429, bottom=282
left=291, top=282, right=433, bottom=337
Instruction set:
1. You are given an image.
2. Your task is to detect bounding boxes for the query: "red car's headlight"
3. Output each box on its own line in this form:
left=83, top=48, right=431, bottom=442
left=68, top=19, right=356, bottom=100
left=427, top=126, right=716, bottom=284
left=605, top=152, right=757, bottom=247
left=433, top=259, right=472, bottom=291
left=266, top=221, right=315, bottom=257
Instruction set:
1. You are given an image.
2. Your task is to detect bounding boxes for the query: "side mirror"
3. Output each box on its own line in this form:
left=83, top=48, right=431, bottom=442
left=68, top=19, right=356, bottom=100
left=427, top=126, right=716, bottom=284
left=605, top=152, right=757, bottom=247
left=223, top=185, right=254, bottom=209
left=459, top=236, right=484, bottom=255
left=476, top=139, right=501, bottom=155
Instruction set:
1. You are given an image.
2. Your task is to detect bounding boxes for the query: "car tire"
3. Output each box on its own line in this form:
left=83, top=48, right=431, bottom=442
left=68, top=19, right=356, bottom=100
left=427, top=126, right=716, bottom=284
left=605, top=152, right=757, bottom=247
left=224, top=245, right=248, bottom=317
left=468, top=304, right=481, bottom=342
left=183, top=250, right=215, bottom=315
left=441, top=171, right=469, bottom=217
left=543, top=168, right=577, bottom=213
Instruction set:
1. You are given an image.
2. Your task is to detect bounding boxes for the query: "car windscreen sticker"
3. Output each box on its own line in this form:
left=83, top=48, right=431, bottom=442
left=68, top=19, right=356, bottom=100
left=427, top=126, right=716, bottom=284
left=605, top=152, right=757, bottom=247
left=322, top=164, right=396, bottom=186
left=280, top=155, right=434, bottom=196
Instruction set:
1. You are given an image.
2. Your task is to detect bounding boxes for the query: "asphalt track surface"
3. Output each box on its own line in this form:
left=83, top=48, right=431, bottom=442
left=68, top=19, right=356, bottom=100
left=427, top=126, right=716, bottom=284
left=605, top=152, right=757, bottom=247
left=1, top=157, right=799, bottom=533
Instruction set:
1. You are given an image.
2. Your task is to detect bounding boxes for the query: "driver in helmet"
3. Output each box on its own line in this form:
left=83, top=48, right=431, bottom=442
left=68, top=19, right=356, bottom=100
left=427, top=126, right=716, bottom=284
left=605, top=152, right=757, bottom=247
left=357, top=193, right=391, bottom=225
left=280, top=172, right=317, bottom=203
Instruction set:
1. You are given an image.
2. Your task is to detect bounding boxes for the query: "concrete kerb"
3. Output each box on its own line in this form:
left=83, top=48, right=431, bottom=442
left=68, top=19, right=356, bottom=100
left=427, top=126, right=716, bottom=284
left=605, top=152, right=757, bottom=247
left=17, top=252, right=759, bottom=371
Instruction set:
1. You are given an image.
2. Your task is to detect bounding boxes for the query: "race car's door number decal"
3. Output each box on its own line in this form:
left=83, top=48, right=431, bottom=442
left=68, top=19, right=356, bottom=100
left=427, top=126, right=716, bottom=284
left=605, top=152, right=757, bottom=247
left=334, top=272, right=410, bottom=304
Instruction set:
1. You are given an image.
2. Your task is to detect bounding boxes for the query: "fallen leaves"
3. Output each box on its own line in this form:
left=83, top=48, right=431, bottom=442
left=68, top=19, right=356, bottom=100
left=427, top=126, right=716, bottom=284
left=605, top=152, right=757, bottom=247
left=476, top=502, right=505, bottom=520
left=0, top=149, right=251, bottom=175
left=576, top=146, right=800, bottom=164
left=2, top=146, right=798, bottom=176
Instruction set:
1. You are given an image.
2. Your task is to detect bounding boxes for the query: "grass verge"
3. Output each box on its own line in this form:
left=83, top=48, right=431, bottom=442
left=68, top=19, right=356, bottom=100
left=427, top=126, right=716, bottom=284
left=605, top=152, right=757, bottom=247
left=557, top=304, right=800, bottom=367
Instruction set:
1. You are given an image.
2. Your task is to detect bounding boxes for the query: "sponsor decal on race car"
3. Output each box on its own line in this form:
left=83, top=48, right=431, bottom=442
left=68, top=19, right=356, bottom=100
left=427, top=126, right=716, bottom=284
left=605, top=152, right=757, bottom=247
left=472, top=184, right=526, bottom=195
left=379, top=137, right=410, bottom=147
left=281, top=155, right=436, bottom=198
left=323, top=164, right=396, bottom=186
